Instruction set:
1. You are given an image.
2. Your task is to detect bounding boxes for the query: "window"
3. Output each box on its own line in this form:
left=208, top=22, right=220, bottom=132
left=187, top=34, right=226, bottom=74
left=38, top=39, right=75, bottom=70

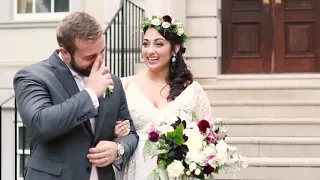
left=14, top=0, right=70, bottom=21
left=16, top=123, right=31, bottom=179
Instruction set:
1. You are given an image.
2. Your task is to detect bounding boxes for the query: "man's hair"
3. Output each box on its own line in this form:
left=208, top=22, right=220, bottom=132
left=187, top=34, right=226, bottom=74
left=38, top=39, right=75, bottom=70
left=56, top=12, right=103, bottom=55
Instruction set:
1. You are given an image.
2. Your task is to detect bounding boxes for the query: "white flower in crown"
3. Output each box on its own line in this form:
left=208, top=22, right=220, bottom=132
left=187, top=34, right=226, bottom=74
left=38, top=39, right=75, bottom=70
left=151, top=18, right=161, bottom=26
left=177, top=28, right=184, bottom=36
left=140, top=15, right=189, bottom=44
left=161, top=21, right=170, bottom=28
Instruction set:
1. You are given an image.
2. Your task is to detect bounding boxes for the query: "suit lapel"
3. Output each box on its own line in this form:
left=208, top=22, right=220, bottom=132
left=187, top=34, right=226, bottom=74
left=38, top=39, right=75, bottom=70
left=49, top=50, right=94, bottom=138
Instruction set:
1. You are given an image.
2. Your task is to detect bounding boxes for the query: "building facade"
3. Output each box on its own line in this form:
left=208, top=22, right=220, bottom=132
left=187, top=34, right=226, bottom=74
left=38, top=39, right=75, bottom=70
left=1, top=0, right=320, bottom=179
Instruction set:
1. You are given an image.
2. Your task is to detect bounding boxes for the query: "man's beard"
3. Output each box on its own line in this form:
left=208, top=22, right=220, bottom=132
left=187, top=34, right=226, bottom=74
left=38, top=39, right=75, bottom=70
left=70, top=56, right=93, bottom=77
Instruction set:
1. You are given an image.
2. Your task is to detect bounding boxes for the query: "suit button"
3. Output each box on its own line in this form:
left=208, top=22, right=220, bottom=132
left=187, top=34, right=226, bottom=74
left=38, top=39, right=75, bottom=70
left=86, top=167, right=91, bottom=173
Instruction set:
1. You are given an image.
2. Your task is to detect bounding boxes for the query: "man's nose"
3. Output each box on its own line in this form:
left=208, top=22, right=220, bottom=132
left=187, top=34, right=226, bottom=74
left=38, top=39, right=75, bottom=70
left=96, top=53, right=103, bottom=61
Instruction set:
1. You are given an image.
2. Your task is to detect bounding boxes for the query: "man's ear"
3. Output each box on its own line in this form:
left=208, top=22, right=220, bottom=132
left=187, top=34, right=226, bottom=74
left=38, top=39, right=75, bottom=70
left=59, top=47, right=70, bottom=61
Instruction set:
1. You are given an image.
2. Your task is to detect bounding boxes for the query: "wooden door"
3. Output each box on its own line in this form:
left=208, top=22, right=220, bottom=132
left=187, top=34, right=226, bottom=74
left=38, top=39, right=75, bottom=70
left=222, top=0, right=273, bottom=73
left=274, top=0, right=320, bottom=72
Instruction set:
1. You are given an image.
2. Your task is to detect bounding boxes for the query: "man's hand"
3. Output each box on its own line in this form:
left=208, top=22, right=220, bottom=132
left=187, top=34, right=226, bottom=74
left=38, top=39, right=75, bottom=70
left=87, top=141, right=118, bottom=167
left=114, top=120, right=130, bottom=137
left=85, top=58, right=113, bottom=98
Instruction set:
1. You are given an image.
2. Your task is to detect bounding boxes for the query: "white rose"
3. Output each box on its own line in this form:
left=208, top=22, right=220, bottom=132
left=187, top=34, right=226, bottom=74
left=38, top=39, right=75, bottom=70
left=147, top=16, right=153, bottom=20
left=161, top=22, right=170, bottom=28
left=184, top=129, right=203, bottom=150
left=177, top=28, right=184, bottom=36
left=157, top=124, right=174, bottom=135
left=186, top=171, right=191, bottom=176
left=194, top=168, right=201, bottom=175
left=167, top=160, right=185, bottom=178
left=216, top=140, right=228, bottom=165
left=189, top=162, right=197, bottom=171
left=151, top=18, right=161, bottom=26
left=203, top=145, right=217, bottom=156
left=185, top=149, right=206, bottom=164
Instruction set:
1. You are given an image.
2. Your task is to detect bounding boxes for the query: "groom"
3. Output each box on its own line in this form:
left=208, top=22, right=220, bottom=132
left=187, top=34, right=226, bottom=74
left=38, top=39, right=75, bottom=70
left=13, top=12, right=138, bottom=180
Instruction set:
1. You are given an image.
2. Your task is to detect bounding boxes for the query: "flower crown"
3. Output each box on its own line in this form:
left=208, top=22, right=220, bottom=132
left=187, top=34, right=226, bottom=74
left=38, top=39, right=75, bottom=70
left=141, top=15, right=189, bottom=44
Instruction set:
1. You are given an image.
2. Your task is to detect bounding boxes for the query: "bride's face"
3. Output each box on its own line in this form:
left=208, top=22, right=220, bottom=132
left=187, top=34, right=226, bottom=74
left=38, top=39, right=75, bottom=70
left=142, top=27, right=172, bottom=72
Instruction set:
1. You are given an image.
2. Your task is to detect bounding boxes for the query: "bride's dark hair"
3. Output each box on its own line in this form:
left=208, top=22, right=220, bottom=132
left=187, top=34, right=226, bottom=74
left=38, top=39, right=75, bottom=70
left=142, top=26, right=193, bottom=100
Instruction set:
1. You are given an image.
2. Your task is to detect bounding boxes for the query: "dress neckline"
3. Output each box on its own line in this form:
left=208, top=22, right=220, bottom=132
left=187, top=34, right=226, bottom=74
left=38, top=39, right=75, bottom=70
left=128, top=78, right=193, bottom=111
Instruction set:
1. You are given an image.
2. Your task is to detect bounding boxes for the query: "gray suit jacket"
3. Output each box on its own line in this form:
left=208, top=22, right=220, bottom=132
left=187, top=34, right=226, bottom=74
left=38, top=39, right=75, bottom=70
left=13, top=50, right=138, bottom=180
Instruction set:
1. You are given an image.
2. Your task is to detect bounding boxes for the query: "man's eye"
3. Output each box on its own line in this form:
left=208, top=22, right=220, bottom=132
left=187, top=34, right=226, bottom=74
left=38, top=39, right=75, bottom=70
left=86, top=55, right=95, bottom=59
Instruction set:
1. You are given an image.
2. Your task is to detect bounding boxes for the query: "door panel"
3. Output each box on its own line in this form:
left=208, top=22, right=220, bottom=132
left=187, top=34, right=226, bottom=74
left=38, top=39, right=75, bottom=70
left=222, top=0, right=272, bottom=73
left=222, top=0, right=320, bottom=74
left=273, top=0, right=320, bottom=72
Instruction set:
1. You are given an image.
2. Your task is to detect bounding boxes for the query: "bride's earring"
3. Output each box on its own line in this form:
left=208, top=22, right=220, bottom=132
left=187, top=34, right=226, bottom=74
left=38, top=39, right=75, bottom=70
left=172, top=56, right=176, bottom=62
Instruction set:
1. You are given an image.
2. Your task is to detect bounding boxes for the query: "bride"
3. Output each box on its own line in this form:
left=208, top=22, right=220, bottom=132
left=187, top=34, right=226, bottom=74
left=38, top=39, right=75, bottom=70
left=113, top=15, right=213, bottom=180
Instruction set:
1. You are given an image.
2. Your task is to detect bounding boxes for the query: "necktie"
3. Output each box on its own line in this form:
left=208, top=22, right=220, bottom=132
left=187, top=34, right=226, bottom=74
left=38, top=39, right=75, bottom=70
left=74, top=74, right=99, bottom=180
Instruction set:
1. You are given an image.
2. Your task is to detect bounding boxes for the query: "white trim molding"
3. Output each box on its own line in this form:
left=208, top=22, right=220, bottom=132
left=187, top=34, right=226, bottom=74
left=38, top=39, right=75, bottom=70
left=13, top=0, right=70, bottom=21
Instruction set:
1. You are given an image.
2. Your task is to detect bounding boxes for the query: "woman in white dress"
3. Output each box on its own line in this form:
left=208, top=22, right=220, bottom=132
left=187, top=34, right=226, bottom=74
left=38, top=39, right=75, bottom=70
left=113, top=15, right=213, bottom=180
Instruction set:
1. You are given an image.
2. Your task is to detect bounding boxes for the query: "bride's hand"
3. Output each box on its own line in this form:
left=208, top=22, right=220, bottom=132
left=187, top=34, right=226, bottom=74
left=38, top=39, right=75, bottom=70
left=114, top=120, right=130, bottom=137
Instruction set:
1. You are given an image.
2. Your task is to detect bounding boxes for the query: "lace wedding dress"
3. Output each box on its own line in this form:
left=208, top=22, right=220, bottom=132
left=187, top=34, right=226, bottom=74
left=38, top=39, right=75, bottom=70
left=114, top=77, right=213, bottom=180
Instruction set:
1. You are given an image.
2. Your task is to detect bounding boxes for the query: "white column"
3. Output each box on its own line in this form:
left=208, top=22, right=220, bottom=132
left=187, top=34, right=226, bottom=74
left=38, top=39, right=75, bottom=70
left=84, top=0, right=105, bottom=27
left=144, top=0, right=186, bottom=25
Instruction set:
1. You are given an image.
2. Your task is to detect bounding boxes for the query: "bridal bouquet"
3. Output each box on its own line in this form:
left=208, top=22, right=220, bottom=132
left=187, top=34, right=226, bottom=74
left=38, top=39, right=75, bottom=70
left=143, top=113, right=247, bottom=180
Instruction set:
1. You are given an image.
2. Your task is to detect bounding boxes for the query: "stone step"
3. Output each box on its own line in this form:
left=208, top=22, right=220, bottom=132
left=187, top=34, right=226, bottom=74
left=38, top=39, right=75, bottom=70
left=203, top=84, right=320, bottom=101
left=194, top=78, right=217, bottom=85
left=218, top=117, right=320, bottom=136
left=216, top=157, right=320, bottom=179
left=216, top=166, right=320, bottom=180
left=226, top=137, right=320, bottom=158
left=211, top=100, right=320, bottom=118
left=225, top=124, right=320, bottom=137
left=216, top=74, right=320, bottom=86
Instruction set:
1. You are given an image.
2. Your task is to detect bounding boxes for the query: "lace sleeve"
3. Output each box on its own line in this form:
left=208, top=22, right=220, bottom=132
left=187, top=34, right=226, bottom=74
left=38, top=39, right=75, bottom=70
left=193, top=81, right=213, bottom=123
left=120, top=76, right=131, bottom=92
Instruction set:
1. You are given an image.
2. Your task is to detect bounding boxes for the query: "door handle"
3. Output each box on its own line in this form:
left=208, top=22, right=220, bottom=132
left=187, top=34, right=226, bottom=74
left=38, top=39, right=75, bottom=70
left=275, top=0, right=281, bottom=4
left=263, top=0, right=270, bottom=4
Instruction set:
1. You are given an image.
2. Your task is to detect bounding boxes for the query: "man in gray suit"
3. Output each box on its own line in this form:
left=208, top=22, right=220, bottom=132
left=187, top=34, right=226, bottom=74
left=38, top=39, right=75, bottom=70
left=13, top=12, right=138, bottom=180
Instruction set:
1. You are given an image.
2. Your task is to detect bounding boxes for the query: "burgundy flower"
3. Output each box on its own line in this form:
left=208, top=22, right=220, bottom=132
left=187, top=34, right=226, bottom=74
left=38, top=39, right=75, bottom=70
left=148, top=130, right=160, bottom=142
left=170, top=24, right=175, bottom=29
left=197, top=120, right=210, bottom=133
left=206, top=130, right=217, bottom=144
left=203, top=165, right=215, bottom=175
left=162, top=15, right=172, bottom=23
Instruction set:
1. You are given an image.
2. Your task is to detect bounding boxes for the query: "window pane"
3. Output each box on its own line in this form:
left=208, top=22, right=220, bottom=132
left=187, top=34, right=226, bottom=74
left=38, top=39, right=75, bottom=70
left=19, top=154, right=30, bottom=178
left=36, top=0, right=51, bottom=13
left=19, top=126, right=31, bottom=150
left=54, top=0, right=69, bottom=12
left=17, top=0, right=33, bottom=13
